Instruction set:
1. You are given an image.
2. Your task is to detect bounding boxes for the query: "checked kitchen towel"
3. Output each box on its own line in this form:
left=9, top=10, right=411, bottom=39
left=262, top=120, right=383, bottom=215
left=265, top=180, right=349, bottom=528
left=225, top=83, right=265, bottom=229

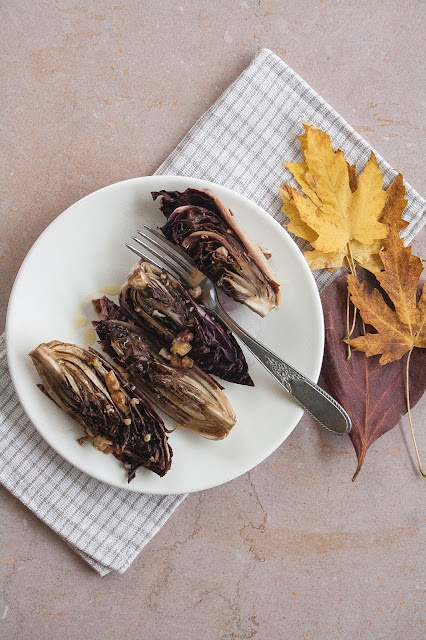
left=0, top=49, right=424, bottom=575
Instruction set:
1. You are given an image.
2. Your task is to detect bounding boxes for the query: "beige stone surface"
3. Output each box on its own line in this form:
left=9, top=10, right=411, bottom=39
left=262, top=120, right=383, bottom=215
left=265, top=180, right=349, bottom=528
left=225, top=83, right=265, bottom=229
left=1, top=1, right=425, bottom=639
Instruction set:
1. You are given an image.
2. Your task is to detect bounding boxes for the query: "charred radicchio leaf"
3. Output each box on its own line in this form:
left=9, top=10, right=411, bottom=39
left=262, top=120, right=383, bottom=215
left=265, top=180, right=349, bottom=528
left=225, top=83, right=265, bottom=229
left=93, top=311, right=236, bottom=440
left=29, top=341, right=172, bottom=481
left=119, top=260, right=253, bottom=386
left=152, top=188, right=281, bottom=317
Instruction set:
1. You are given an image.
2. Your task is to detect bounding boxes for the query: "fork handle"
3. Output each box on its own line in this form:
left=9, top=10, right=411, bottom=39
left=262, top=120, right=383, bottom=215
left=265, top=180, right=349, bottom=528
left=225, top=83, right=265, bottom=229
left=215, top=307, right=351, bottom=435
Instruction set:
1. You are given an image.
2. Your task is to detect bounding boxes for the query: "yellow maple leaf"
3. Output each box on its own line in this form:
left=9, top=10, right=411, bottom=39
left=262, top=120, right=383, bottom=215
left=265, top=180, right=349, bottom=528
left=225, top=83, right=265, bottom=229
left=276, top=185, right=317, bottom=242
left=280, top=124, right=390, bottom=272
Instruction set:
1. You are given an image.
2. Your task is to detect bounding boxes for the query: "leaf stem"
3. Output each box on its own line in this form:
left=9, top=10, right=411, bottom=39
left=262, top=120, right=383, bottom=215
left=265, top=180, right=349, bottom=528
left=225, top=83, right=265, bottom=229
left=405, top=347, right=425, bottom=477
left=345, top=243, right=358, bottom=358
left=345, top=289, right=353, bottom=360
left=346, top=243, right=357, bottom=277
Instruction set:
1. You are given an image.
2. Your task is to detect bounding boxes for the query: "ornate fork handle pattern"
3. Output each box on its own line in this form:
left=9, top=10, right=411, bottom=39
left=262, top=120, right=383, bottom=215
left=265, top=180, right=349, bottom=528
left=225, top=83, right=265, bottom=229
left=264, top=356, right=302, bottom=391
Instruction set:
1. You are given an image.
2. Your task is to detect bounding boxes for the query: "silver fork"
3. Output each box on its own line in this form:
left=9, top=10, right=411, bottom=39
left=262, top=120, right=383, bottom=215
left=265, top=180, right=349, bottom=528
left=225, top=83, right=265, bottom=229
left=126, top=226, right=351, bottom=435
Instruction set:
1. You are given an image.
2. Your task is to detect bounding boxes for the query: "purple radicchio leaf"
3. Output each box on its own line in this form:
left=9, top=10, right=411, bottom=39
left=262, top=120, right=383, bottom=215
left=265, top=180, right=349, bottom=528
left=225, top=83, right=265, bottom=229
left=91, top=307, right=237, bottom=440
left=29, top=340, right=172, bottom=481
left=118, top=260, right=253, bottom=386
left=152, top=187, right=281, bottom=317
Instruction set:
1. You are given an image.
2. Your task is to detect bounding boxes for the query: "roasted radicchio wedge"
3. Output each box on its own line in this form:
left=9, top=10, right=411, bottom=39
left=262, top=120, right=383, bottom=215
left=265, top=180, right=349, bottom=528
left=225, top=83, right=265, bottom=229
left=152, top=188, right=281, bottom=317
left=119, top=260, right=253, bottom=386
left=92, top=309, right=236, bottom=440
left=29, top=341, right=172, bottom=481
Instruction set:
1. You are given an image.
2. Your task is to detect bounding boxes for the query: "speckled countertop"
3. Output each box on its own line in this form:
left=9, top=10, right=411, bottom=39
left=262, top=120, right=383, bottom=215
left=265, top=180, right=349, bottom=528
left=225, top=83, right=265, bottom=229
left=1, top=2, right=425, bottom=639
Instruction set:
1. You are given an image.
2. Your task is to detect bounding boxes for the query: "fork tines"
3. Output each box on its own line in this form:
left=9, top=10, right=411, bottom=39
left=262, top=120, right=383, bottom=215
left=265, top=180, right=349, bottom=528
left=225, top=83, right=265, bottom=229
left=126, top=226, right=190, bottom=282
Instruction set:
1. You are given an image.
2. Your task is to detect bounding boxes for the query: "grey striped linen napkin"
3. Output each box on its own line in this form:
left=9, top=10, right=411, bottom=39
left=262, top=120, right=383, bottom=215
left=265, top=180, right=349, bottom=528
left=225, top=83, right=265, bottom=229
left=1, top=49, right=424, bottom=576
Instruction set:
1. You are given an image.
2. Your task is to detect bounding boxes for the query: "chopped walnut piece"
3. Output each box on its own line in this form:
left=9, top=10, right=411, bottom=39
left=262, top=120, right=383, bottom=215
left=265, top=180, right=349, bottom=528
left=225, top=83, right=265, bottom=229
left=93, top=436, right=114, bottom=454
left=170, top=354, right=181, bottom=368
left=105, top=370, right=120, bottom=392
left=214, top=245, right=228, bottom=259
left=170, top=340, right=192, bottom=356
left=170, top=330, right=193, bottom=356
left=132, top=272, right=149, bottom=290
left=170, top=354, right=194, bottom=368
left=111, top=390, right=127, bottom=411
left=143, top=434, right=151, bottom=442
left=189, top=285, right=202, bottom=299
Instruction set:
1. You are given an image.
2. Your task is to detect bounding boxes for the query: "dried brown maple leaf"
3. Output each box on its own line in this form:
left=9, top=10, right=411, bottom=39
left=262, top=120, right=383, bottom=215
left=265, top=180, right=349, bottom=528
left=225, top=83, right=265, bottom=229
left=321, top=272, right=426, bottom=480
left=380, top=172, right=409, bottom=233
left=346, top=228, right=426, bottom=364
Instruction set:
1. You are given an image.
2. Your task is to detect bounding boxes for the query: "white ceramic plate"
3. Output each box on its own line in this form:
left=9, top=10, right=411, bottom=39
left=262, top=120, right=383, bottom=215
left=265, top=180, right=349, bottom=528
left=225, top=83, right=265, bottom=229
left=6, top=176, right=324, bottom=495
